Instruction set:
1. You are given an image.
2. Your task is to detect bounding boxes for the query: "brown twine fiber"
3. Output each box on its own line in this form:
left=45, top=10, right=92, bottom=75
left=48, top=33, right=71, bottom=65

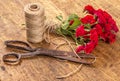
left=50, top=37, right=83, bottom=79
left=43, top=19, right=60, bottom=43
left=24, top=3, right=45, bottom=43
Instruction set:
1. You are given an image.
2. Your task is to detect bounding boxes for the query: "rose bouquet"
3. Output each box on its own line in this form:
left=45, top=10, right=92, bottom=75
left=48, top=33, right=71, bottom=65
left=56, top=5, right=119, bottom=54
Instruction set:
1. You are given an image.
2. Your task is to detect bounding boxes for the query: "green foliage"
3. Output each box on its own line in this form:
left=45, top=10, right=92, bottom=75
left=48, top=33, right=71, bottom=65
left=68, top=18, right=81, bottom=30
left=56, top=14, right=83, bottom=44
left=56, top=15, right=63, bottom=21
left=61, top=20, right=69, bottom=29
left=60, top=28, right=72, bottom=36
left=67, top=14, right=79, bottom=21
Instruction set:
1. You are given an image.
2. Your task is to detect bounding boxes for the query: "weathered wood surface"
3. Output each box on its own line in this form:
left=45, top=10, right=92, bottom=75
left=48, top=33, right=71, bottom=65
left=0, top=0, right=120, bottom=81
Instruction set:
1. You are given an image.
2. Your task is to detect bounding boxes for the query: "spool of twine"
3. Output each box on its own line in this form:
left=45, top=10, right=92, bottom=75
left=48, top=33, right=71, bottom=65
left=24, top=3, right=45, bottom=43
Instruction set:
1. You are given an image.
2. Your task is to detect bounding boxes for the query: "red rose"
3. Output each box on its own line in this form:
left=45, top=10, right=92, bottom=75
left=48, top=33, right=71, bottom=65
left=104, top=24, right=111, bottom=32
left=109, top=33, right=116, bottom=43
left=101, top=32, right=109, bottom=41
left=75, top=25, right=86, bottom=38
left=103, top=11, right=112, bottom=20
left=84, top=41, right=96, bottom=54
left=84, top=5, right=96, bottom=14
left=95, top=9, right=106, bottom=25
left=112, top=23, right=119, bottom=33
left=76, top=45, right=85, bottom=53
left=81, top=15, right=96, bottom=25
left=101, top=32, right=116, bottom=43
left=94, top=24, right=103, bottom=36
left=90, top=29, right=98, bottom=44
left=94, top=9, right=119, bottom=33
left=108, top=18, right=119, bottom=32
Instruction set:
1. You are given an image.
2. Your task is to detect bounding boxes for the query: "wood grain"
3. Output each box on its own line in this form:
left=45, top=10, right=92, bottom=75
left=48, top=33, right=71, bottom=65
left=0, top=0, right=120, bottom=81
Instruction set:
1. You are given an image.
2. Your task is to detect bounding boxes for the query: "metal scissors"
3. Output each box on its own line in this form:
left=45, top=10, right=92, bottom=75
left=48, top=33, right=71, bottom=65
left=2, top=40, right=96, bottom=65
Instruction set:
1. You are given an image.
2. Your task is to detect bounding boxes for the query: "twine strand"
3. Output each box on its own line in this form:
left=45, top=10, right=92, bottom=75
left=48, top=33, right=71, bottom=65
left=50, top=37, right=83, bottom=79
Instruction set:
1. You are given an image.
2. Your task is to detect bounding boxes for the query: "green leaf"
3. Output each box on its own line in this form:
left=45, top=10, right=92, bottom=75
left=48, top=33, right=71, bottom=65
left=61, top=20, right=69, bottom=29
left=67, top=14, right=79, bottom=21
left=56, top=15, right=63, bottom=21
left=68, top=18, right=81, bottom=30
left=55, top=27, right=63, bottom=35
left=77, top=37, right=85, bottom=45
left=61, top=28, right=72, bottom=36
left=84, top=24, right=91, bottom=28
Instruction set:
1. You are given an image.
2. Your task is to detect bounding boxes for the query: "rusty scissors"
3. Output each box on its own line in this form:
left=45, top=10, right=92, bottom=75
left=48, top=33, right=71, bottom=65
left=2, top=40, right=96, bottom=65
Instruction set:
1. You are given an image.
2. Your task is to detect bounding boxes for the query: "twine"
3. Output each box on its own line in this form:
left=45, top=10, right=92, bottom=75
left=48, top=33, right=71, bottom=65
left=50, top=36, right=83, bottom=79
left=43, top=19, right=60, bottom=43
left=24, top=3, right=60, bottom=43
left=24, top=3, right=45, bottom=43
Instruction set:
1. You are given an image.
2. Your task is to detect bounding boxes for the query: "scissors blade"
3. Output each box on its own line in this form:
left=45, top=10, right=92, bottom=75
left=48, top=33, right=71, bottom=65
left=53, top=55, right=94, bottom=64
left=35, top=48, right=95, bottom=64
left=36, top=48, right=95, bottom=60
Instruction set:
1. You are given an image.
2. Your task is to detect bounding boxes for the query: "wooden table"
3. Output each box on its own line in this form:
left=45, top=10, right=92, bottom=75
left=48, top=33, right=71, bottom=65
left=0, top=0, right=120, bottom=81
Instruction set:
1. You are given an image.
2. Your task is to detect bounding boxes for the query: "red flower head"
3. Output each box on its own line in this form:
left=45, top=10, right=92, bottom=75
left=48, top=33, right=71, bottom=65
left=90, top=29, right=98, bottom=44
left=112, top=23, right=119, bottom=33
left=108, top=18, right=119, bottom=32
left=76, top=45, right=85, bottom=53
left=84, top=41, right=96, bottom=54
left=109, top=33, right=116, bottom=43
left=95, top=9, right=106, bottom=25
left=101, top=32, right=110, bottom=41
left=103, top=11, right=112, bottom=20
left=94, top=24, right=103, bottom=36
left=84, top=5, right=96, bottom=14
left=101, top=32, right=116, bottom=43
left=104, top=24, right=111, bottom=32
left=95, top=9, right=119, bottom=33
left=81, top=15, right=96, bottom=25
left=75, top=25, right=86, bottom=38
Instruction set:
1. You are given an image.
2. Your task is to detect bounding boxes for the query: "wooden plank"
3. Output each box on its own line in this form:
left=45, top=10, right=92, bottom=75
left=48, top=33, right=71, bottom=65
left=0, top=0, right=120, bottom=81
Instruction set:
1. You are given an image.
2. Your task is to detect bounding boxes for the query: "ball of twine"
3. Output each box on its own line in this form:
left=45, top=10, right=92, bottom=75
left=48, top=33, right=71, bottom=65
left=24, top=3, right=45, bottom=43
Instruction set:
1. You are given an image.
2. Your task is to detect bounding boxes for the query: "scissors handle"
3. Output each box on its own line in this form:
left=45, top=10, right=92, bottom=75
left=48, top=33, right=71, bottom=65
left=3, top=53, right=21, bottom=65
left=5, top=40, right=35, bottom=52
left=2, top=51, right=38, bottom=65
